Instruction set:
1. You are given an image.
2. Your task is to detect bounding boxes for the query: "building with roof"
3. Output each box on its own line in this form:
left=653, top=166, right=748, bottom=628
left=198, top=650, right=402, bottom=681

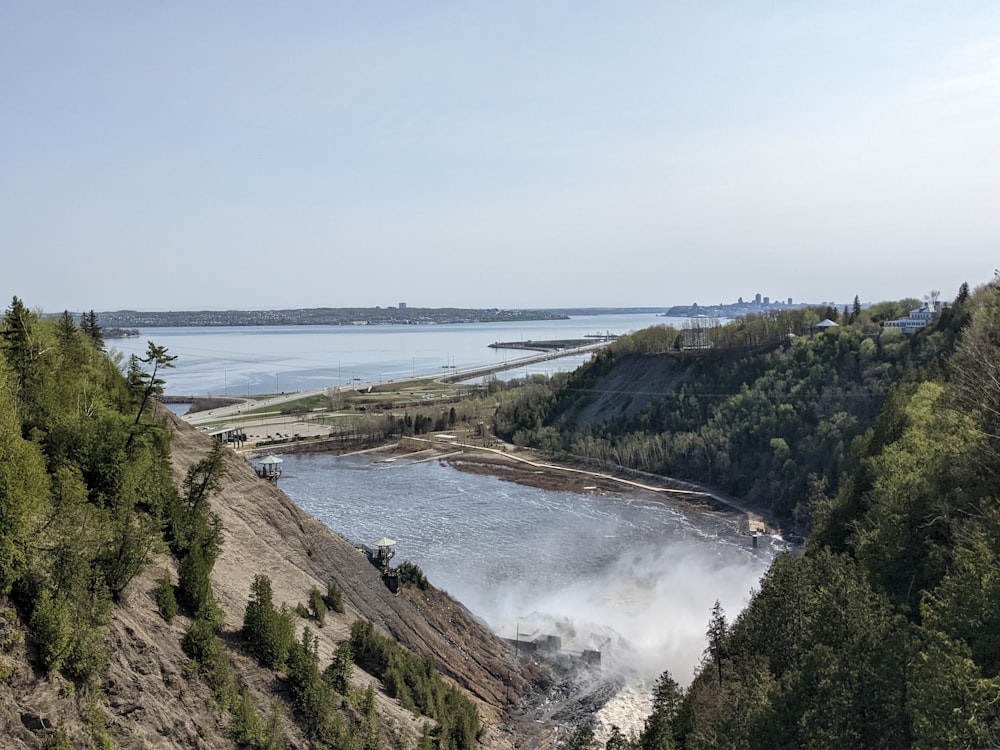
left=812, top=318, right=840, bottom=332
left=883, top=302, right=939, bottom=335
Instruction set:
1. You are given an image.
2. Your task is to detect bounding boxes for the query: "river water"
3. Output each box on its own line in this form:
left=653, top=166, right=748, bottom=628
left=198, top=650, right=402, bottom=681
left=110, top=312, right=679, bottom=396
left=116, top=313, right=773, bottom=737
left=278, top=453, right=779, bottom=737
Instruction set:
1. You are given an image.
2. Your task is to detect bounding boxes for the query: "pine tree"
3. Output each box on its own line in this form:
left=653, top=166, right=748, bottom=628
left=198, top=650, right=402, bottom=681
left=130, top=341, right=176, bottom=427
left=79, top=310, right=104, bottom=350
left=1, top=296, right=42, bottom=416
left=706, top=600, right=728, bottom=687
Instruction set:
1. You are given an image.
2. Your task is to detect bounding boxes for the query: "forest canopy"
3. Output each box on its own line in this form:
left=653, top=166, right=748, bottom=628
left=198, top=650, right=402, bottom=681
left=575, top=280, right=1000, bottom=749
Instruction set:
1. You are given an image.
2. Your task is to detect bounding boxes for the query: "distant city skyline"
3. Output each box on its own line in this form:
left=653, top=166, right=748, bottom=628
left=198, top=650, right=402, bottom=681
left=3, top=3, right=998, bottom=312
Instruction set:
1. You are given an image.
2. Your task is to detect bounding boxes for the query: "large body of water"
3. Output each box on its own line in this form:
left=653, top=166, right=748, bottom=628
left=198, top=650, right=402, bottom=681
left=111, top=313, right=682, bottom=396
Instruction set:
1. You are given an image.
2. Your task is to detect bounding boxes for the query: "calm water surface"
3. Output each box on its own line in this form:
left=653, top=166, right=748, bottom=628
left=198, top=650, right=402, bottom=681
left=112, top=313, right=686, bottom=395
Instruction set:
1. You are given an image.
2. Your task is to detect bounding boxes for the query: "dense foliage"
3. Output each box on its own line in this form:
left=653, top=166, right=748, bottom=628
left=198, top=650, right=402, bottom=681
left=494, top=298, right=971, bottom=527
left=582, top=280, right=1000, bottom=749
left=1, top=298, right=477, bottom=749
left=0, top=298, right=178, bottom=683
left=350, top=620, right=481, bottom=750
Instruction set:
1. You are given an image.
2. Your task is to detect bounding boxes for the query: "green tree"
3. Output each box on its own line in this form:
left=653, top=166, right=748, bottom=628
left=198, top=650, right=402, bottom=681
left=1, top=296, right=43, bottom=420
left=0, top=371, right=50, bottom=594
left=242, top=575, right=296, bottom=670
left=79, top=310, right=104, bottom=350
left=606, top=725, right=633, bottom=750
left=559, top=726, right=596, bottom=750
left=231, top=687, right=267, bottom=747
left=126, top=341, right=176, bottom=450
left=324, top=579, right=344, bottom=614
left=640, top=671, right=682, bottom=750
left=29, top=589, right=72, bottom=674
left=706, top=601, right=727, bottom=687
left=308, top=586, right=326, bottom=627
left=323, top=641, right=353, bottom=695
left=155, top=573, right=178, bottom=623
left=907, top=628, right=1000, bottom=750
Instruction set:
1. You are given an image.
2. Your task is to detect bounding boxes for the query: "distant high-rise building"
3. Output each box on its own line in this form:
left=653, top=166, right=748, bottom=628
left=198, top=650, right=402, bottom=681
left=788, top=297, right=793, bottom=305
left=763, top=296, right=770, bottom=305
left=738, top=296, right=744, bottom=304
left=399, top=302, right=407, bottom=310
left=755, top=293, right=762, bottom=305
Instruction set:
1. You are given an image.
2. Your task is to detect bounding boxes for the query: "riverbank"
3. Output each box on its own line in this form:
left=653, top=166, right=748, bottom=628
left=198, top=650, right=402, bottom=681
left=423, top=442, right=778, bottom=539
left=253, top=434, right=782, bottom=540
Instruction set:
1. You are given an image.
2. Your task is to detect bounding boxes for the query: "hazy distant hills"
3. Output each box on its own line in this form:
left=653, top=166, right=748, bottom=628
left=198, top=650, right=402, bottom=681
left=92, top=306, right=569, bottom=327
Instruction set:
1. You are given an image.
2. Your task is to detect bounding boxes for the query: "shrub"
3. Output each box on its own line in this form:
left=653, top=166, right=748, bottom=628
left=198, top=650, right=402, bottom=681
left=43, top=727, right=73, bottom=750
left=286, top=629, right=346, bottom=743
left=308, top=587, right=326, bottom=627
left=323, top=641, right=353, bottom=695
left=30, top=589, right=71, bottom=674
left=324, top=580, right=344, bottom=614
left=397, top=561, right=428, bottom=590
left=177, top=543, right=215, bottom=616
left=182, top=615, right=239, bottom=711
left=349, top=620, right=480, bottom=749
left=231, top=687, right=266, bottom=746
left=182, top=616, right=219, bottom=665
left=243, top=575, right=296, bottom=670
left=154, top=573, right=178, bottom=623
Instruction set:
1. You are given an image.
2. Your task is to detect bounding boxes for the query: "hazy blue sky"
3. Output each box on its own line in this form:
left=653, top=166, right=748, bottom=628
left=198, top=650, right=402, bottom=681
left=3, top=2, right=999, bottom=311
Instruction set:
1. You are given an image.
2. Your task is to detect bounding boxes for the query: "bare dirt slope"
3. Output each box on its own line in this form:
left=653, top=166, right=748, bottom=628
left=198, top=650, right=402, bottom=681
left=2, top=413, right=532, bottom=749
left=562, top=353, right=693, bottom=429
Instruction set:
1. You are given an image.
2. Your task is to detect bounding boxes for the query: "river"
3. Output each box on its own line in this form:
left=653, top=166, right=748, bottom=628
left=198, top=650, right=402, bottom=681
left=277, top=452, right=779, bottom=738
left=110, top=312, right=686, bottom=396
left=117, top=313, right=772, bottom=738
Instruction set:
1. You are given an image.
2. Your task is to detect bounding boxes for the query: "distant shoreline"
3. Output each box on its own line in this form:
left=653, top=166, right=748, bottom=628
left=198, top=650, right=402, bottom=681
left=85, top=306, right=572, bottom=328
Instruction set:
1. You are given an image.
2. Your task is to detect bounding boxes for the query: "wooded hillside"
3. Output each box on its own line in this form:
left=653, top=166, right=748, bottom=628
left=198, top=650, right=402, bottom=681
left=494, top=292, right=973, bottom=530
left=547, top=281, right=1000, bottom=749
left=0, top=298, right=526, bottom=749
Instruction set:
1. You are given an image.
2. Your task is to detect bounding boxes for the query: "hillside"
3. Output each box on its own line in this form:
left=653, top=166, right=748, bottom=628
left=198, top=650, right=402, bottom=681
left=493, top=299, right=974, bottom=529
left=599, top=280, right=1000, bottom=749
left=2, top=410, right=537, bottom=748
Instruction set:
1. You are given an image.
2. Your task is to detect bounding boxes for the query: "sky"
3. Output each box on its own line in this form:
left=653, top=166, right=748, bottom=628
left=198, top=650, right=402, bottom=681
left=3, top=2, right=999, bottom=311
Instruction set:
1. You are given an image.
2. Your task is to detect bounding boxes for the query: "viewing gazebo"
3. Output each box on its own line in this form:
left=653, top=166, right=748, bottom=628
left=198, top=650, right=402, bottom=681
left=254, top=455, right=283, bottom=482
left=372, top=536, right=396, bottom=569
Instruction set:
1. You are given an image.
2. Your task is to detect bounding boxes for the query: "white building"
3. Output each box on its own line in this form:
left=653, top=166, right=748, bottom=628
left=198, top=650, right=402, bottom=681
left=883, top=303, right=939, bottom=335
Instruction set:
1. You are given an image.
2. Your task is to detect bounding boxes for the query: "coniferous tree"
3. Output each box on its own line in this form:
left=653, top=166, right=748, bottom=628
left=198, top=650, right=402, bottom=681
left=706, top=601, right=728, bottom=688
left=1, top=296, right=42, bottom=419
left=79, top=310, right=104, bottom=350
left=243, top=574, right=296, bottom=670
left=640, top=672, right=682, bottom=750
left=130, top=341, right=176, bottom=425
